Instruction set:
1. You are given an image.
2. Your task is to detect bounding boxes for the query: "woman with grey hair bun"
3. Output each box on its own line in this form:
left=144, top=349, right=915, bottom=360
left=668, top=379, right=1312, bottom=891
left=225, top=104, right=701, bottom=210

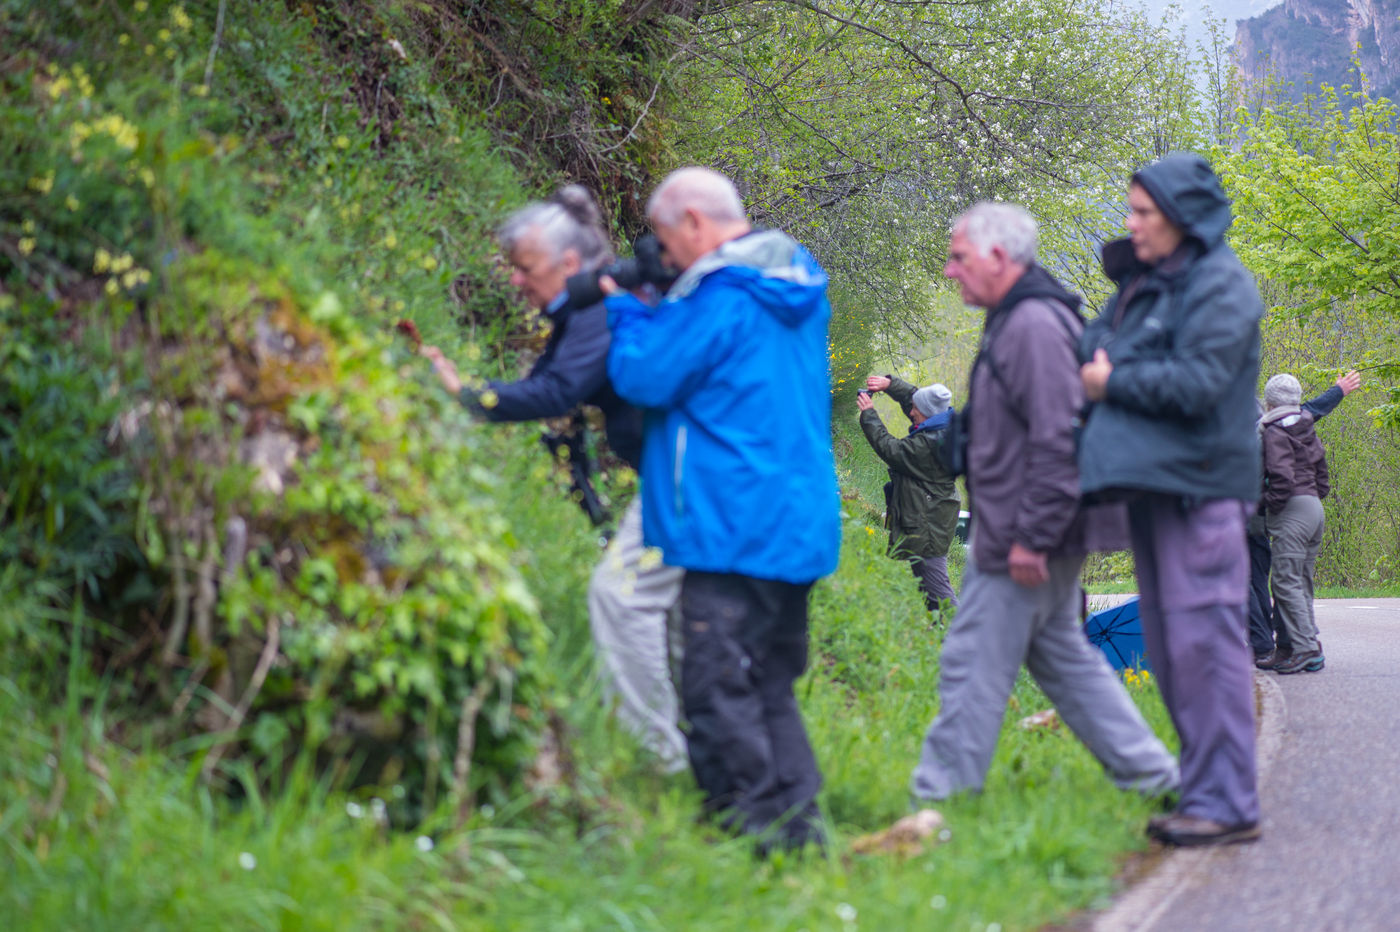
left=1258, top=373, right=1330, bottom=675
left=421, top=184, right=689, bottom=773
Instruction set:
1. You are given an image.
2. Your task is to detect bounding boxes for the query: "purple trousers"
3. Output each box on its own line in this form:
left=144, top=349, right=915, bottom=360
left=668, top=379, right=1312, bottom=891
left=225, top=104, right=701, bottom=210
left=1128, top=495, right=1260, bottom=827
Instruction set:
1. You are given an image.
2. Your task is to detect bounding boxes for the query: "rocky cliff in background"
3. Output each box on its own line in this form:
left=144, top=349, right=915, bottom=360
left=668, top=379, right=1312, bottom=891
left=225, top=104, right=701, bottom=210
left=1236, top=0, right=1400, bottom=102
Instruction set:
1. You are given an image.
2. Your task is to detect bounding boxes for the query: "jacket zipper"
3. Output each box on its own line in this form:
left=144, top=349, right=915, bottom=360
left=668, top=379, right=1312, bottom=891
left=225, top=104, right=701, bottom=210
left=674, top=424, right=687, bottom=516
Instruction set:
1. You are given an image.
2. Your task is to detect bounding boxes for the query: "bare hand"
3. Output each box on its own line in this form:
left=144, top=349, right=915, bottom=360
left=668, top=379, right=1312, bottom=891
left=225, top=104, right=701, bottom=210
left=1081, top=349, right=1113, bottom=402
left=1336, top=369, right=1361, bottom=395
left=866, top=375, right=892, bottom=393
left=856, top=392, right=874, bottom=412
left=1008, top=542, right=1049, bottom=588
left=421, top=344, right=462, bottom=394
left=598, top=274, right=621, bottom=297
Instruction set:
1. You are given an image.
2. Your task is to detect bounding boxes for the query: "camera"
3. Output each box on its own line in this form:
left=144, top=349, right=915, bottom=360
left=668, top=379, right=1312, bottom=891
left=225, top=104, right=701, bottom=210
left=560, top=233, right=679, bottom=311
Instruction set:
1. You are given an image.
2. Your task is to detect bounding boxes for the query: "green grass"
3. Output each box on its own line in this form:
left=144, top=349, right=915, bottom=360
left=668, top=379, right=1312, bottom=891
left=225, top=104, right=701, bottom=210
left=1, top=469, right=1175, bottom=931
left=1314, top=584, right=1400, bottom=599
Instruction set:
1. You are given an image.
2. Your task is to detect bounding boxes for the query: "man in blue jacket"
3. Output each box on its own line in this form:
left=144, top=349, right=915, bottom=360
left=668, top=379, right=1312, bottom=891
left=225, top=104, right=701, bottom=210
left=1079, top=153, right=1263, bottom=847
left=601, top=167, right=841, bottom=851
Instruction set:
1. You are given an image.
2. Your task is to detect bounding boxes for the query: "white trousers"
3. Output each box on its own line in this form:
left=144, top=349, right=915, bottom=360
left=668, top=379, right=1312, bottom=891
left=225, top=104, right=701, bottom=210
left=587, top=497, right=687, bottom=772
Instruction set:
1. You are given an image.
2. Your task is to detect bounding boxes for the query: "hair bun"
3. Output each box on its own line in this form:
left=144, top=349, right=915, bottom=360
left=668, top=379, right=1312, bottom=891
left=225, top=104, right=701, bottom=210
left=551, top=184, right=604, bottom=229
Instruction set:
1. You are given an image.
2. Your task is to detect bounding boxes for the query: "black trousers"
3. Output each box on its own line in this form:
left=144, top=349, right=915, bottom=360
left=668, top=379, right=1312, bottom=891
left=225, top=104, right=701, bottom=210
left=1246, top=531, right=1294, bottom=655
left=679, top=571, right=822, bottom=847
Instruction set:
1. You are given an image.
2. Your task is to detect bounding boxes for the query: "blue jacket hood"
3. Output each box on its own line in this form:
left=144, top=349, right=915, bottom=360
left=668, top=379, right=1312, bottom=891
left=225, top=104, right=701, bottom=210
left=1131, top=152, right=1233, bottom=249
left=666, top=229, right=828, bottom=327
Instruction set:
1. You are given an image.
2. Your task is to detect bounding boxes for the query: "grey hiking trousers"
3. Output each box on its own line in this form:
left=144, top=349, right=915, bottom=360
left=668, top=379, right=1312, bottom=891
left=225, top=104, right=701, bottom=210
left=911, top=553, right=1179, bottom=801
left=1267, top=494, right=1324, bottom=655
left=587, top=497, right=688, bottom=772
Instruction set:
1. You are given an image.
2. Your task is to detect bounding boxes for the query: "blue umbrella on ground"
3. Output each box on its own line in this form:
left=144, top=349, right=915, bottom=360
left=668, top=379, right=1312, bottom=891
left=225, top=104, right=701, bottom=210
left=1084, top=597, right=1151, bottom=672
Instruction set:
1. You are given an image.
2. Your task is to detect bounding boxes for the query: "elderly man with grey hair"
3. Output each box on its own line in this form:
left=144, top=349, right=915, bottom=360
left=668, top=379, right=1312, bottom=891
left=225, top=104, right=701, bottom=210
left=910, top=201, right=1179, bottom=803
left=601, top=166, right=842, bottom=852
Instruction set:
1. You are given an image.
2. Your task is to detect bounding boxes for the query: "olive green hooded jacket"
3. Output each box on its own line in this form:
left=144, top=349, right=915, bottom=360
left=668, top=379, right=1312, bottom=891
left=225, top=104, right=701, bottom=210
left=859, top=376, right=961, bottom=559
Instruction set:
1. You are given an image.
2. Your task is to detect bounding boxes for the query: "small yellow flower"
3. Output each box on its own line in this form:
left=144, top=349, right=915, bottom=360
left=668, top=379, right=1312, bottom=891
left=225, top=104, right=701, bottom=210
left=392, top=299, right=405, bottom=312
left=134, top=0, right=149, bottom=11
left=21, top=220, right=35, bottom=234
left=479, top=389, right=499, bottom=409
left=112, top=253, right=134, bottom=274
left=118, top=33, right=130, bottom=45
left=420, top=255, right=437, bottom=271
left=192, top=84, right=210, bottom=97
left=139, top=167, right=155, bottom=187
left=28, top=171, right=54, bottom=194
left=65, top=195, right=80, bottom=211
left=94, top=247, right=112, bottom=273
left=334, top=135, right=350, bottom=149
left=17, top=237, right=36, bottom=256
left=383, top=232, right=398, bottom=249
left=170, top=4, right=193, bottom=30
left=602, top=96, right=612, bottom=105
left=144, top=44, right=155, bottom=56
left=105, top=279, right=120, bottom=296
left=164, top=47, right=176, bottom=60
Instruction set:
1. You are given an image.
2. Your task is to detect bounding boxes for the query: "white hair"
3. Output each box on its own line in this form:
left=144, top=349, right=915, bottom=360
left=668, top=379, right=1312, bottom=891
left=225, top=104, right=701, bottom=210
left=646, top=167, right=747, bottom=227
left=952, top=201, right=1039, bottom=264
left=497, top=184, right=613, bottom=271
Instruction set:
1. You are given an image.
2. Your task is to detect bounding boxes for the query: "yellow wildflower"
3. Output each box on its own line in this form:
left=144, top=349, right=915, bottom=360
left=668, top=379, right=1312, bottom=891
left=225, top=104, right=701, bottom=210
left=112, top=253, right=134, bottom=274
left=383, top=232, right=398, bottom=249
left=334, top=135, right=350, bottom=149
left=420, top=255, right=438, bottom=271
left=18, top=237, right=36, bottom=256
left=28, top=171, right=54, bottom=194
left=105, top=280, right=120, bottom=296
left=170, top=5, right=193, bottom=30
left=118, top=33, right=130, bottom=45
left=47, top=75, right=73, bottom=98
left=134, top=0, right=148, bottom=11
left=392, top=299, right=405, bottom=312
left=139, top=167, right=155, bottom=187
left=144, top=44, right=155, bottom=56
left=192, top=84, right=209, bottom=97
left=93, top=248, right=112, bottom=273
left=479, top=389, right=499, bottom=409
left=65, top=195, right=80, bottom=211
left=21, top=220, right=35, bottom=234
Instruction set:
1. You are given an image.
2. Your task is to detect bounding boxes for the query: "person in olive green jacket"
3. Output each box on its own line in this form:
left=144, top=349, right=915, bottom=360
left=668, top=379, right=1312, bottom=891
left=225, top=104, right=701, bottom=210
left=857, top=375, right=961, bottom=611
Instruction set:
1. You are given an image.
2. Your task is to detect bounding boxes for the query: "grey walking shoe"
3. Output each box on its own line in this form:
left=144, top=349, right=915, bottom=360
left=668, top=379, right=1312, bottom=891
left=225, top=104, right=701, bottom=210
left=1274, top=649, right=1325, bottom=674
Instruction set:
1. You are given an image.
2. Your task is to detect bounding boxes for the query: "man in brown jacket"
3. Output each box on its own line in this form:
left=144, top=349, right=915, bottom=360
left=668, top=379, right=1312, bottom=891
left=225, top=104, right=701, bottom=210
left=910, top=202, right=1178, bottom=801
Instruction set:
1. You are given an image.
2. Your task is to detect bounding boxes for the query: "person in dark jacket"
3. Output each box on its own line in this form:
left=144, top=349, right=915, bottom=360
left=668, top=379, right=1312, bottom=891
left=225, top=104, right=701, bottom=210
left=1078, top=152, right=1263, bottom=847
left=857, top=376, right=961, bottom=611
left=1258, top=373, right=1331, bottom=674
left=422, top=185, right=686, bottom=773
left=909, top=201, right=1178, bottom=804
left=1249, top=369, right=1359, bottom=666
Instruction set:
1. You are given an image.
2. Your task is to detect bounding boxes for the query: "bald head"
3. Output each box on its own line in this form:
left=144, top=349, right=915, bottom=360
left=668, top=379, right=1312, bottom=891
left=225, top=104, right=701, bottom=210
left=646, top=167, right=751, bottom=270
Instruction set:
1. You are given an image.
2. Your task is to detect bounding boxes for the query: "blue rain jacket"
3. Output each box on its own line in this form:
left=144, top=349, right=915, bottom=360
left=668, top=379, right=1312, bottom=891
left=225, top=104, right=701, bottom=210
left=605, top=230, right=841, bottom=583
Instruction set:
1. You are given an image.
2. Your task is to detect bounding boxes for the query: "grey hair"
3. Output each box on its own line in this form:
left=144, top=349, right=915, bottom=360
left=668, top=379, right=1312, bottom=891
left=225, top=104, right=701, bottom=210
left=646, top=167, right=747, bottom=227
left=497, top=184, right=613, bottom=271
left=952, top=201, right=1039, bottom=264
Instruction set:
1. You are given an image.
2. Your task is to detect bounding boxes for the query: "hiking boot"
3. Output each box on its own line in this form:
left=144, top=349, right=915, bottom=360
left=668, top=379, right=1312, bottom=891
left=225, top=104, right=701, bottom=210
left=1254, top=648, right=1292, bottom=670
left=1274, top=649, right=1325, bottom=675
left=1148, top=813, right=1261, bottom=847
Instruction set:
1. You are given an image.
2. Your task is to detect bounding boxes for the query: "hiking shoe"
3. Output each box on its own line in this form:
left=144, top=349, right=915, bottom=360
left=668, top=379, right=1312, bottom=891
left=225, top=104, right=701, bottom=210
left=1275, top=650, right=1325, bottom=675
left=1148, top=813, right=1261, bottom=847
left=1254, top=648, right=1292, bottom=670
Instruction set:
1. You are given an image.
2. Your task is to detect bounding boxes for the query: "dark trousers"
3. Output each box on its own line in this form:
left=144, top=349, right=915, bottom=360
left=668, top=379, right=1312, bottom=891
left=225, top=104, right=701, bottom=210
left=1246, top=531, right=1295, bottom=656
left=1246, top=531, right=1275, bottom=655
left=679, top=571, right=822, bottom=847
left=910, top=555, right=958, bottom=613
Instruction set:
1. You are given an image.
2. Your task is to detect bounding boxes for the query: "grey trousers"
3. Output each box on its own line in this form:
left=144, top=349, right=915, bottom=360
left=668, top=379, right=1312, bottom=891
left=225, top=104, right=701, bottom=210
left=911, top=554, right=959, bottom=612
left=587, top=497, right=688, bottom=772
left=911, top=553, right=1179, bottom=801
left=1267, top=495, right=1324, bottom=655
left=1128, top=495, right=1260, bottom=827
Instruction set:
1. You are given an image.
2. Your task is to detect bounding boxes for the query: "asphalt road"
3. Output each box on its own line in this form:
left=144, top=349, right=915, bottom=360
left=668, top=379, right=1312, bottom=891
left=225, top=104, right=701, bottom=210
left=1095, top=598, right=1400, bottom=932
